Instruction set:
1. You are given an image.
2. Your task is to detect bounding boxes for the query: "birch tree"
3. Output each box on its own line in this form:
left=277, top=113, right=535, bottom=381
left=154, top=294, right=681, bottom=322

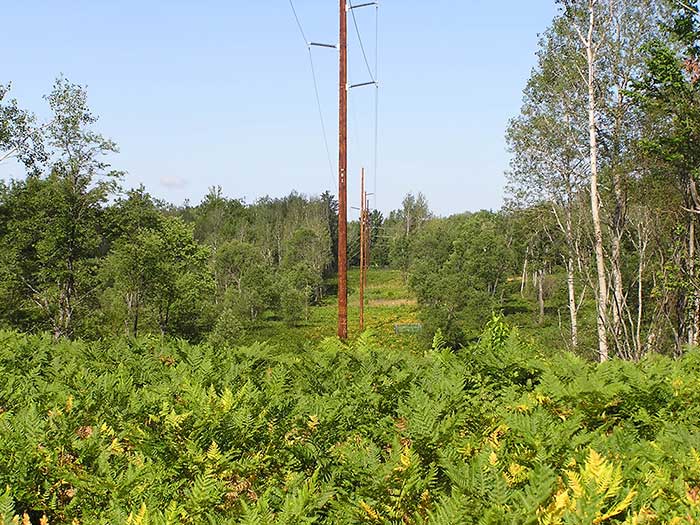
left=634, top=0, right=700, bottom=352
left=0, top=83, right=45, bottom=172
left=0, top=77, right=120, bottom=338
left=565, top=0, right=611, bottom=361
left=506, top=15, right=590, bottom=350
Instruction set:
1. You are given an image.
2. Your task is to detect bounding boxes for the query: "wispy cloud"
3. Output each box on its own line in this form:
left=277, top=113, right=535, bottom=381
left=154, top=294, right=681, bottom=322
left=160, top=176, right=188, bottom=189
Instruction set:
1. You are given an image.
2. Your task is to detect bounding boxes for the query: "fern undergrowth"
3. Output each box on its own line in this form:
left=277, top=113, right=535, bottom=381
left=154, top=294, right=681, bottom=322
left=1, top=319, right=700, bottom=523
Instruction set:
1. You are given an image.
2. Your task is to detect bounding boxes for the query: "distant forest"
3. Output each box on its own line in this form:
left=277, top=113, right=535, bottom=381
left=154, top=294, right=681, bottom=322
left=0, top=75, right=435, bottom=346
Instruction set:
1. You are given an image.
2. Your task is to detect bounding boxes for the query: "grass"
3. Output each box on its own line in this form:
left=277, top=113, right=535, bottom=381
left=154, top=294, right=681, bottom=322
left=500, top=271, right=600, bottom=359
left=243, top=266, right=598, bottom=358
left=243, top=268, right=423, bottom=352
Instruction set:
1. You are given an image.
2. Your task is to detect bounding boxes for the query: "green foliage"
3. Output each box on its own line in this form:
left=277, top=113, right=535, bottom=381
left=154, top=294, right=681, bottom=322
left=0, top=77, right=121, bottom=339
left=0, top=488, right=14, bottom=525
left=207, top=308, right=247, bottom=348
left=0, top=83, right=45, bottom=173
left=409, top=211, right=516, bottom=345
left=2, top=319, right=700, bottom=523
left=100, top=216, right=214, bottom=340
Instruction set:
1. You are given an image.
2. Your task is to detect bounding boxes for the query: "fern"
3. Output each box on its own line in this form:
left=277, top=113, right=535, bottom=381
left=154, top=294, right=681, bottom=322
left=538, top=449, right=636, bottom=523
left=1, top=328, right=700, bottom=523
left=0, top=488, right=14, bottom=525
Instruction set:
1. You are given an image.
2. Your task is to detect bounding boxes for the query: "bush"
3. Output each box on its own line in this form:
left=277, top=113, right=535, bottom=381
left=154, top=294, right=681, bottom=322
left=279, top=286, right=307, bottom=325
left=207, top=307, right=247, bottom=348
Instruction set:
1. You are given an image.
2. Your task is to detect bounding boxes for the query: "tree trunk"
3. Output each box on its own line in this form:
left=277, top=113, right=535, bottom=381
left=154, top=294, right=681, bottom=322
left=521, top=255, right=528, bottom=297
left=610, top=217, right=625, bottom=349
left=562, top=202, right=580, bottom=350
left=133, top=299, right=139, bottom=338
left=583, top=2, right=610, bottom=361
left=538, top=269, right=545, bottom=325
left=636, top=245, right=644, bottom=357
left=566, top=257, right=579, bottom=349
left=688, top=215, right=698, bottom=347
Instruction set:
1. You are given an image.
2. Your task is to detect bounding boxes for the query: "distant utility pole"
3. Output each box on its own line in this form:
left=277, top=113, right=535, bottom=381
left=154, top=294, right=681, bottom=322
left=359, top=168, right=366, bottom=331
left=337, top=0, right=348, bottom=340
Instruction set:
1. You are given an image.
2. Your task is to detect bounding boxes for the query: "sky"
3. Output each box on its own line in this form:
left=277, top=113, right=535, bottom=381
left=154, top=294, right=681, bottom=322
left=2, top=1, right=559, bottom=217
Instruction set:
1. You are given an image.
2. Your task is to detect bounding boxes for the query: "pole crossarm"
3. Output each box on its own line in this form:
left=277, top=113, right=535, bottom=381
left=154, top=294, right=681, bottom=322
left=349, top=2, right=378, bottom=9
left=349, top=81, right=378, bottom=89
left=309, top=42, right=338, bottom=49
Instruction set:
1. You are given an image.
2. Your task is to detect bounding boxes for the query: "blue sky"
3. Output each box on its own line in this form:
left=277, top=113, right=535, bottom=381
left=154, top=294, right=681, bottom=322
left=2, top=1, right=558, bottom=216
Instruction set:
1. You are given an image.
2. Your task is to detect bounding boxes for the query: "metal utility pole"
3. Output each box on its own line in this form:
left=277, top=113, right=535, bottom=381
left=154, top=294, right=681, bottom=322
left=359, top=168, right=366, bottom=331
left=338, top=0, right=348, bottom=340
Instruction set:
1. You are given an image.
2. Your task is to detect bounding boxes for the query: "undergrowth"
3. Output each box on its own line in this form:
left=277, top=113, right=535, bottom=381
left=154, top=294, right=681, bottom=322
left=1, top=318, right=699, bottom=523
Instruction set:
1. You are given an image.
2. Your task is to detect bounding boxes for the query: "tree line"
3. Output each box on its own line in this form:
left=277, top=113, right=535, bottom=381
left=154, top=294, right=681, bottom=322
left=0, top=77, right=434, bottom=344
left=2, top=0, right=700, bottom=360
left=406, top=0, right=700, bottom=360
left=505, top=0, right=700, bottom=360
left=358, top=0, right=700, bottom=360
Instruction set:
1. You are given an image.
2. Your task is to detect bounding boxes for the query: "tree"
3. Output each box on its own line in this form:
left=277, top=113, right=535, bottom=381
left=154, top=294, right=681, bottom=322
left=100, top=230, right=154, bottom=337
left=508, top=0, right=661, bottom=358
left=593, top=0, right=660, bottom=357
left=368, top=209, right=388, bottom=267
left=0, top=177, right=53, bottom=331
left=410, top=212, right=514, bottom=345
left=0, top=77, right=121, bottom=339
left=560, top=0, right=611, bottom=361
left=506, top=15, right=589, bottom=348
left=399, top=192, right=431, bottom=236
left=101, top=216, right=213, bottom=339
left=633, top=0, right=700, bottom=352
left=0, top=83, right=45, bottom=173
left=214, top=240, right=275, bottom=322
left=282, top=228, right=331, bottom=305
left=103, top=185, right=163, bottom=245
left=320, top=190, right=339, bottom=272
left=386, top=193, right=432, bottom=277
left=192, top=186, right=247, bottom=250
left=41, top=77, right=122, bottom=338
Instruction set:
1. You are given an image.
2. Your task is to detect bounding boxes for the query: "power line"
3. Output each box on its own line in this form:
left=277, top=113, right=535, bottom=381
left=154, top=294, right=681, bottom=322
left=373, top=86, right=379, bottom=210
left=307, top=49, right=336, bottom=188
left=348, top=2, right=380, bottom=212
left=288, top=0, right=309, bottom=45
left=374, top=4, right=379, bottom=82
left=287, top=0, right=336, bottom=189
left=373, top=4, right=379, bottom=211
left=349, top=2, right=376, bottom=83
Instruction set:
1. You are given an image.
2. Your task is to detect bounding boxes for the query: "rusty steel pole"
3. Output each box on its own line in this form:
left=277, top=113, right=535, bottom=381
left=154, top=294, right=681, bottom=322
left=337, top=0, right=348, bottom=339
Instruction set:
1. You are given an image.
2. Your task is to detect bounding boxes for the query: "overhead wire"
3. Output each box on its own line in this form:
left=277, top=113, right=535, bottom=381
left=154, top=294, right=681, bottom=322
left=288, top=0, right=380, bottom=205
left=372, top=3, right=379, bottom=211
left=307, top=49, right=336, bottom=189
left=348, top=2, right=380, bottom=212
left=288, top=0, right=309, bottom=44
left=287, top=0, right=336, bottom=189
left=349, top=3, right=376, bottom=83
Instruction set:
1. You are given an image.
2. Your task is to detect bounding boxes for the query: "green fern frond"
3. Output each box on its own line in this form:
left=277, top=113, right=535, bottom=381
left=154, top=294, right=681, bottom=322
left=0, top=488, right=14, bottom=525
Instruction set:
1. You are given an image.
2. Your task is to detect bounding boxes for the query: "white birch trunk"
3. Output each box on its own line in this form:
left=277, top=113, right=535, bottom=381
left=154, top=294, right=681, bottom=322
left=583, top=0, right=610, bottom=361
